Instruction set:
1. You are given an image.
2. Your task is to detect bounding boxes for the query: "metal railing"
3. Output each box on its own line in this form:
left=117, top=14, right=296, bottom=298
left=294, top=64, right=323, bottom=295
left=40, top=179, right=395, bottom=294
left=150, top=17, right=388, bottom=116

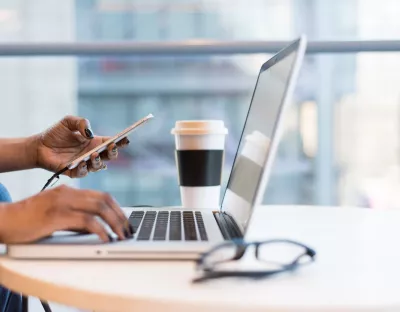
left=0, top=40, right=399, bottom=56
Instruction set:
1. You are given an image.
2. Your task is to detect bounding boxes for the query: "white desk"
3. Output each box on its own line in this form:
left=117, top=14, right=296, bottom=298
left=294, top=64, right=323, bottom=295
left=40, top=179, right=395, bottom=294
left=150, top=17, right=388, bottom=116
left=1, top=205, right=400, bottom=312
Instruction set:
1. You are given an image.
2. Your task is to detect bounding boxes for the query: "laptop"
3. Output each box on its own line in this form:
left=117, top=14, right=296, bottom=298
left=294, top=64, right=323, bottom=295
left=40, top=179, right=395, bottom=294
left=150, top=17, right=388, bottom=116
left=7, top=36, right=307, bottom=260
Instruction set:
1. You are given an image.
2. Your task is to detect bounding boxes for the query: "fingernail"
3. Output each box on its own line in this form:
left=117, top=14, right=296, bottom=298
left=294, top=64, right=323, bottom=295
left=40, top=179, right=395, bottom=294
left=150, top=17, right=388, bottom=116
left=85, top=128, right=94, bottom=139
left=80, top=171, right=88, bottom=177
left=95, top=156, right=100, bottom=162
left=112, top=147, right=117, bottom=153
left=80, top=167, right=88, bottom=176
left=123, top=228, right=129, bottom=238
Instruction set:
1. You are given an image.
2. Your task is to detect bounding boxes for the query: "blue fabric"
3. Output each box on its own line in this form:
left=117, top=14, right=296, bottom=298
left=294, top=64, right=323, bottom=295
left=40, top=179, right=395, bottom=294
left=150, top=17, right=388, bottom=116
left=0, top=183, right=22, bottom=312
left=0, top=184, right=11, bottom=203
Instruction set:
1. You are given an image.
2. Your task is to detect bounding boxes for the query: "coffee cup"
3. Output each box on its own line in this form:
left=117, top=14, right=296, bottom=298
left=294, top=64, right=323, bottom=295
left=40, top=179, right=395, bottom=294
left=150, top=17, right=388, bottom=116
left=171, top=120, right=228, bottom=208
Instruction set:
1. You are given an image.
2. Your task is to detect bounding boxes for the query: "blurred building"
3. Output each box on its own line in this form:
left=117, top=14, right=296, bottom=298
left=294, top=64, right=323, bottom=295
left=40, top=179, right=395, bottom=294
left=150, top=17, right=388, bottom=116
left=2, top=0, right=399, bottom=209
left=76, top=0, right=356, bottom=207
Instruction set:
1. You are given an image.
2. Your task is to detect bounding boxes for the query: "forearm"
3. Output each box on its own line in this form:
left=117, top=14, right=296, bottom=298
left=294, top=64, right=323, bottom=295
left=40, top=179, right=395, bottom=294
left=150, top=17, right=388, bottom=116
left=0, top=136, right=38, bottom=173
left=0, top=201, right=25, bottom=244
left=0, top=203, right=11, bottom=243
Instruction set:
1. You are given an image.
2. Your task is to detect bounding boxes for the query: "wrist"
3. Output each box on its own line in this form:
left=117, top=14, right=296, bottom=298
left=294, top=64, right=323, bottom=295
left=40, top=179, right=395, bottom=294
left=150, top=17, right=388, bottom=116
left=0, top=202, right=17, bottom=243
left=0, top=200, right=31, bottom=244
left=26, top=134, right=41, bottom=169
left=0, top=135, right=41, bottom=173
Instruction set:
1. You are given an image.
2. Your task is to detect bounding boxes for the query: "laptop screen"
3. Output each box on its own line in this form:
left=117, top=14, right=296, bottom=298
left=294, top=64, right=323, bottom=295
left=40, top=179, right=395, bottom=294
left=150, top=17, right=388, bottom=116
left=221, top=39, right=302, bottom=231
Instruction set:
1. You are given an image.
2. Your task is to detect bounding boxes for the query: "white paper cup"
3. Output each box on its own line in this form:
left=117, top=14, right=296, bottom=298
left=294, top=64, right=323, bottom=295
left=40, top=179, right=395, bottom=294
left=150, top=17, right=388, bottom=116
left=171, top=120, right=228, bottom=209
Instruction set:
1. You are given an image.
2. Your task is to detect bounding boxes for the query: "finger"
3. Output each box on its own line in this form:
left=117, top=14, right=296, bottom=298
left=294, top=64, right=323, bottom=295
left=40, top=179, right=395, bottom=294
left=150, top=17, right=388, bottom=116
left=98, top=191, right=131, bottom=235
left=88, top=152, right=103, bottom=172
left=61, top=115, right=94, bottom=140
left=71, top=190, right=129, bottom=240
left=99, top=149, right=110, bottom=161
left=116, top=137, right=130, bottom=148
left=107, top=143, right=118, bottom=160
left=69, top=161, right=88, bottom=179
left=63, top=229, right=91, bottom=235
left=98, top=143, right=118, bottom=161
left=61, top=211, right=111, bottom=243
left=97, top=137, right=129, bottom=161
left=101, top=192, right=132, bottom=234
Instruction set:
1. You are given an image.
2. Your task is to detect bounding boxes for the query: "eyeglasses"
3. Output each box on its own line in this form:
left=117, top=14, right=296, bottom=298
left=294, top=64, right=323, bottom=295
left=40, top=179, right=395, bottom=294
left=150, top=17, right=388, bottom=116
left=193, top=238, right=316, bottom=283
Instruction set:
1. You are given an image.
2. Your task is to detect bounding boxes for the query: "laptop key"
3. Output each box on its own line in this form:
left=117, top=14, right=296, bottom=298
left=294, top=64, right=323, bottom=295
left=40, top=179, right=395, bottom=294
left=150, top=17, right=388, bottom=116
left=153, top=211, right=169, bottom=241
left=183, top=211, right=197, bottom=241
left=195, top=211, right=208, bottom=241
left=128, top=211, right=145, bottom=233
left=137, top=211, right=157, bottom=241
left=169, top=211, right=182, bottom=241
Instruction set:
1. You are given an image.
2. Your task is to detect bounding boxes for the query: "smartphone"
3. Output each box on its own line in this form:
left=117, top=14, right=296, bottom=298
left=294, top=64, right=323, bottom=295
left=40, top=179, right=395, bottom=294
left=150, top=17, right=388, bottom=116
left=66, top=113, right=154, bottom=170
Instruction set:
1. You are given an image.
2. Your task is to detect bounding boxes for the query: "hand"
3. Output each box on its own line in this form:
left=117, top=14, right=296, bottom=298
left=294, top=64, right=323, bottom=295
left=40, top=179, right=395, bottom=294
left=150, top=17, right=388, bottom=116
left=35, top=115, right=130, bottom=178
left=0, top=185, right=134, bottom=244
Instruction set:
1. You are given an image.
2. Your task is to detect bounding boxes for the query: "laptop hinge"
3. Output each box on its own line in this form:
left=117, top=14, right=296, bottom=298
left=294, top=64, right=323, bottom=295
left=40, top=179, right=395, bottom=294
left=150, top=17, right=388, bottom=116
left=213, top=211, right=243, bottom=240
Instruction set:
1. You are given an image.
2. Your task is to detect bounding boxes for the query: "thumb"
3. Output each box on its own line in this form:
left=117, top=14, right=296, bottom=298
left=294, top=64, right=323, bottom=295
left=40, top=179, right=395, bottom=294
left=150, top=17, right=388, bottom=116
left=61, top=115, right=94, bottom=139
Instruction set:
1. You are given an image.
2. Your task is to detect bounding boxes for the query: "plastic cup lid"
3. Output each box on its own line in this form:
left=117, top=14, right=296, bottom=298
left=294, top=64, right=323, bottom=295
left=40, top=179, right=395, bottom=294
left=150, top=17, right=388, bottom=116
left=171, top=120, right=228, bottom=135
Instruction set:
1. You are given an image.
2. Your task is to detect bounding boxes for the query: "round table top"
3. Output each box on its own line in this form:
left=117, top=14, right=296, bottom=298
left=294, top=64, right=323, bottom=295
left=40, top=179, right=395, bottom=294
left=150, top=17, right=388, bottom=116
left=1, top=205, right=400, bottom=312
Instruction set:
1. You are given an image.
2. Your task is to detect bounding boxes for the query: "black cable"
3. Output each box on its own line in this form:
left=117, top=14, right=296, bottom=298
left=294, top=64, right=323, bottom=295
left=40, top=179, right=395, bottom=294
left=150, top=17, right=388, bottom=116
left=40, top=300, right=52, bottom=312
left=22, top=296, right=28, bottom=312
left=41, top=167, right=68, bottom=191
left=35, top=168, right=68, bottom=312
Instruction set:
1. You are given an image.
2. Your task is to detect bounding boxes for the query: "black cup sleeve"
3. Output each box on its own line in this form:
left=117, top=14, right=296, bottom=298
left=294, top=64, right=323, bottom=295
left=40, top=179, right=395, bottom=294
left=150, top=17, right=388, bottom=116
left=176, top=150, right=224, bottom=187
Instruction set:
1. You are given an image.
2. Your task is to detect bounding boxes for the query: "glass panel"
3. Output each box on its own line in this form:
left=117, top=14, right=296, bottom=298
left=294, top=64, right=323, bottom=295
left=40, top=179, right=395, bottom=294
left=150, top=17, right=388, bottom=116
left=76, top=52, right=399, bottom=209
left=0, top=52, right=399, bottom=210
left=74, top=0, right=392, bottom=41
left=0, top=0, right=400, bottom=42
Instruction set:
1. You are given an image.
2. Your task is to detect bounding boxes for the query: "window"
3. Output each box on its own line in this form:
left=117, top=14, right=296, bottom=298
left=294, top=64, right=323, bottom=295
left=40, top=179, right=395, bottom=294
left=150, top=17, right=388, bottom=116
left=1, top=0, right=399, bottom=209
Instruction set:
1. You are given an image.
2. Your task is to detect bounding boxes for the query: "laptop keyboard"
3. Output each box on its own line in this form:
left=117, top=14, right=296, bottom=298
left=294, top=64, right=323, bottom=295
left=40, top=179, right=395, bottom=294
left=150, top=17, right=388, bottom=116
left=129, top=210, right=208, bottom=241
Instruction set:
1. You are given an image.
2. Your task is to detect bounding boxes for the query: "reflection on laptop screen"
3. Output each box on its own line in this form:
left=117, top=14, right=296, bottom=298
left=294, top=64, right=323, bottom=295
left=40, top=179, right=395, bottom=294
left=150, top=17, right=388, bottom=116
left=222, top=46, right=298, bottom=230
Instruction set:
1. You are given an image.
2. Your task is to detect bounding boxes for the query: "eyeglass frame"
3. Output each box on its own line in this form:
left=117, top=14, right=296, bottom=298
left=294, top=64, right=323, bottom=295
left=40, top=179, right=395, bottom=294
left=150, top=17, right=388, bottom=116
left=193, top=238, right=316, bottom=283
